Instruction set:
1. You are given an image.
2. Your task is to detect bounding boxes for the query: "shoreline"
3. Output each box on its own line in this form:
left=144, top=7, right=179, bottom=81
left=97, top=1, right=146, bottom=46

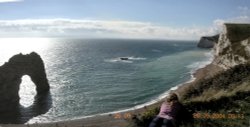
left=0, top=52, right=221, bottom=127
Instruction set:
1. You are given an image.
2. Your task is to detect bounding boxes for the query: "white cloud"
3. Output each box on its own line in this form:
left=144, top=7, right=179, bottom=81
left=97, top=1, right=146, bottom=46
left=0, top=6, right=249, bottom=40
left=0, top=0, right=22, bottom=3
left=212, top=6, right=250, bottom=32
left=213, top=16, right=250, bottom=31
left=0, top=19, right=219, bottom=40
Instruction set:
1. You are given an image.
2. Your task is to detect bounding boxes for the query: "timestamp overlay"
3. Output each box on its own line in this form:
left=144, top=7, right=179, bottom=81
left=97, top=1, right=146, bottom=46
left=193, top=112, right=249, bottom=126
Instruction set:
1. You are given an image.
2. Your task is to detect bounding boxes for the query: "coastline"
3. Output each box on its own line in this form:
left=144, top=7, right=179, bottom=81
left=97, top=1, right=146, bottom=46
left=0, top=51, right=222, bottom=127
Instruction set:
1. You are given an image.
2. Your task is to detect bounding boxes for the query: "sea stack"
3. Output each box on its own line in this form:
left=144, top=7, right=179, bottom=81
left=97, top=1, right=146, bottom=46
left=0, top=52, right=49, bottom=111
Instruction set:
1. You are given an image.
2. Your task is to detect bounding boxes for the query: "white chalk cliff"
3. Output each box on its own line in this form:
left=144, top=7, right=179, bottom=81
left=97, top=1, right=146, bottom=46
left=213, top=23, right=250, bottom=69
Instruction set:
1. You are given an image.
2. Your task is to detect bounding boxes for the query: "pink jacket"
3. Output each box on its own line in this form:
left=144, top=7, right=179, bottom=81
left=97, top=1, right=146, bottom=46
left=158, top=101, right=182, bottom=120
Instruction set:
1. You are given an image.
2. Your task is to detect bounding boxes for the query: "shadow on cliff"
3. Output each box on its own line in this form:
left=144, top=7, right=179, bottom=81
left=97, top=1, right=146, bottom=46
left=0, top=91, right=52, bottom=124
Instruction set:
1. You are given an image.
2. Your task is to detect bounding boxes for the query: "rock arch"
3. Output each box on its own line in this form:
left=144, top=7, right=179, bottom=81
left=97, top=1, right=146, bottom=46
left=0, top=52, right=50, bottom=111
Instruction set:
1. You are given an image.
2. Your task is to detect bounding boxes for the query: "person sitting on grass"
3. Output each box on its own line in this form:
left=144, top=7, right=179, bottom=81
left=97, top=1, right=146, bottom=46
left=148, top=93, right=187, bottom=127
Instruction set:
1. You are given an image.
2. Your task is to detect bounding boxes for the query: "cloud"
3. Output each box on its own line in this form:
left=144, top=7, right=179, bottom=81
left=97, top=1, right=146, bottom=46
left=212, top=16, right=250, bottom=35
left=0, top=0, right=22, bottom=3
left=0, top=19, right=219, bottom=40
left=212, top=16, right=250, bottom=32
left=212, top=6, right=250, bottom=32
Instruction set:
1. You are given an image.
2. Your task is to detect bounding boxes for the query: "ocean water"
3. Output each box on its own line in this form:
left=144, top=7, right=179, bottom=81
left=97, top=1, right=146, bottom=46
left=0, top=38, right=211, bottom=123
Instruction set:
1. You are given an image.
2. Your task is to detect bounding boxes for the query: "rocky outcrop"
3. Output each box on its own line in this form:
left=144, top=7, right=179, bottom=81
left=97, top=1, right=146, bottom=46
left=0, top=52, right=49, bottom=111
left=213, top=23, right=250, bottom=69
left=197, top=34, right=219, bottom=48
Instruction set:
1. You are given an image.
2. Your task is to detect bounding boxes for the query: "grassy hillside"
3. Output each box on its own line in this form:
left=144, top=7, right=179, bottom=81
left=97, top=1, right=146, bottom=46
left=225, top=23, right=250, bottom=42
left=133, top=63, right=250, bottom=127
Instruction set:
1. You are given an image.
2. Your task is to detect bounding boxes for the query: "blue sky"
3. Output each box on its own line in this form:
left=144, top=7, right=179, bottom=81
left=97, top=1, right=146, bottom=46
left=0, top=0, right=250, bottom=40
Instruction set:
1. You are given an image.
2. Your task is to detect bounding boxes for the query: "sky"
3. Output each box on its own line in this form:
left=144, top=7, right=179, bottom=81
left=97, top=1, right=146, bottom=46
left=0, top=0, right=250, bottom=40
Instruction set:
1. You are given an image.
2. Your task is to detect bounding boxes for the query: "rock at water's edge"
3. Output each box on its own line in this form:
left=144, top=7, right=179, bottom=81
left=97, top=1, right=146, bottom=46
left=197, top=34, right=219, bottom=48
left=0, top=52, right=49, bottom=111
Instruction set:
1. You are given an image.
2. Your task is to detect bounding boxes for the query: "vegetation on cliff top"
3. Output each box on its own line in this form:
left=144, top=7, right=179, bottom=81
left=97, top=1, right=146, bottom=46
left=225, top=23, right=250, bottom=42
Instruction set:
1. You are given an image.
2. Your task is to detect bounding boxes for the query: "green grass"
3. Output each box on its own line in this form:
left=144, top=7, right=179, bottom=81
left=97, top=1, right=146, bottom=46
left=133, top=63, right=250, bottom=127
left=225, top=23, right=250, bottom=42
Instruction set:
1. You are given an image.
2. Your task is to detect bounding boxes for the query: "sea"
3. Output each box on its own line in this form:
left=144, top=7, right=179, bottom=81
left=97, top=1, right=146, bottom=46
left=0, top=38, right=212, bottom=123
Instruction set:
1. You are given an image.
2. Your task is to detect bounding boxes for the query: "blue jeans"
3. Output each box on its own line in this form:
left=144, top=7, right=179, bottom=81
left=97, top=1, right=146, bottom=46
left=148, top=116, right=174, bottom=127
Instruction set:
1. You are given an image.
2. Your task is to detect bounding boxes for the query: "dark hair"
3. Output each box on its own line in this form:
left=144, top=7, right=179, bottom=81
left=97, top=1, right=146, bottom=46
left=167, top=93, right=178, bottom=102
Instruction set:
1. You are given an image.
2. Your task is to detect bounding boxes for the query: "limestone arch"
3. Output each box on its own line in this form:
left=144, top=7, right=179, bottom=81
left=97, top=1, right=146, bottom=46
left=0, top=52, right=50, bottom=109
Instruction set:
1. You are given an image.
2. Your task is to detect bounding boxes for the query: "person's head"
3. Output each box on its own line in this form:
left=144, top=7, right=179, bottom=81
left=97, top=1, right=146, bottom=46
left=166, top=93, right=178, bottom=102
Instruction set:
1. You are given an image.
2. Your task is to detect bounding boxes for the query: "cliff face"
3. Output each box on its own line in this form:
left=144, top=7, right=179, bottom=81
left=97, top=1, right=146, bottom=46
left=197, top=34, right=219, bottom=48
left=178, top=24, right=250, bottom=126
left=213, top=24, right=250, bottom=69
left=0, top=52, right=49, bottom=111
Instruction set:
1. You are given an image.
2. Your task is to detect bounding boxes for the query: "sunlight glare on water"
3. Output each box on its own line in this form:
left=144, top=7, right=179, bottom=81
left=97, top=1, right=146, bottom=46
left=19, top=75, right=37, bottom=107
